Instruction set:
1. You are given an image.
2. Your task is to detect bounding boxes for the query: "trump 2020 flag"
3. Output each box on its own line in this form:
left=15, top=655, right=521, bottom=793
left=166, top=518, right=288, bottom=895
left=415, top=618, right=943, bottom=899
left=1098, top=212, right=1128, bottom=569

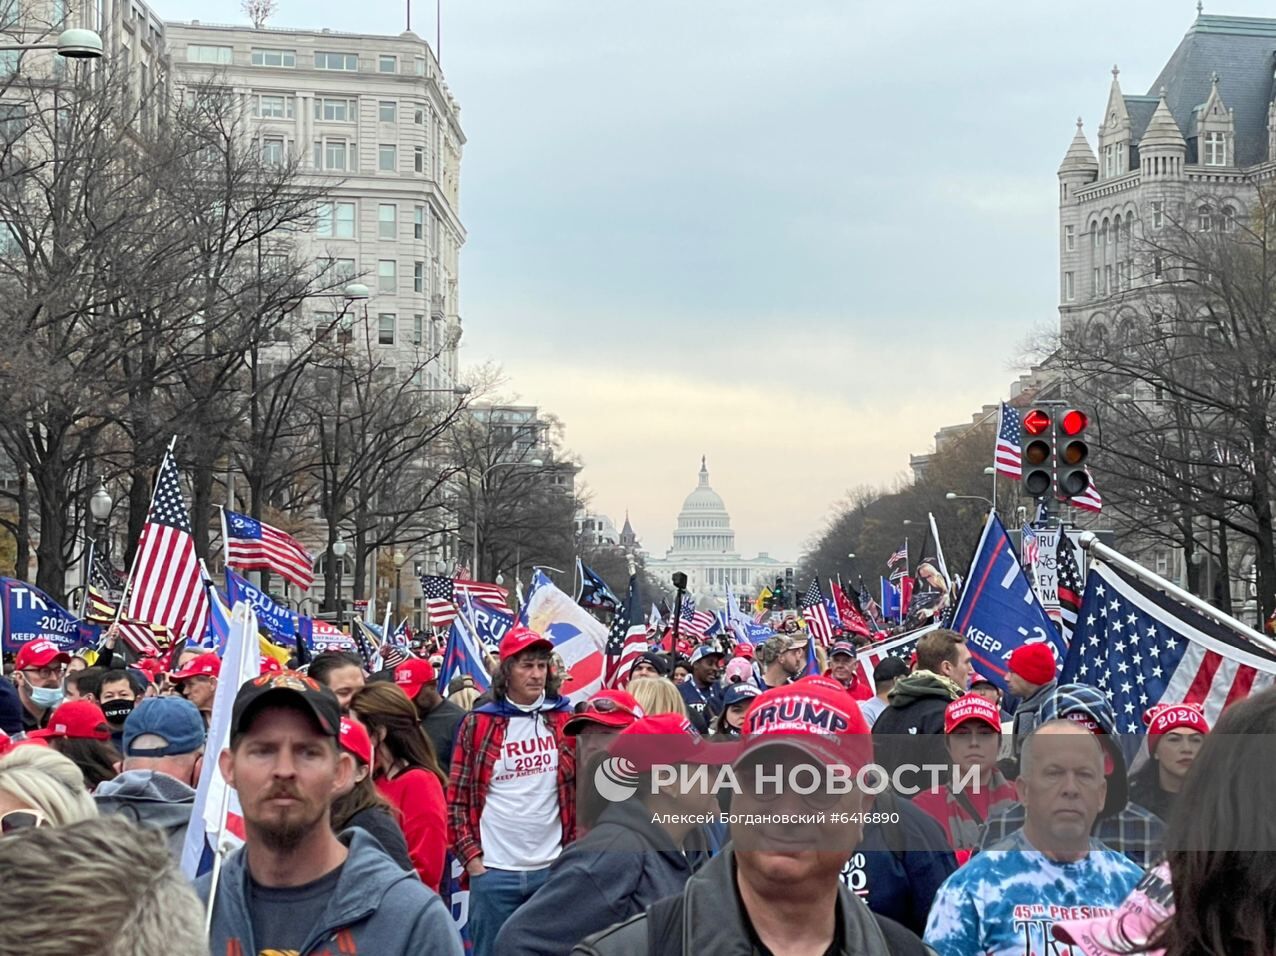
left=440, top=616, right=492, bottom=695
left=181, top=601, right=261, bottom=879
left=948, top=511, right=1063, bottom=697
left=1061, top=561, right=1276, bottom=733
left=522, top=570, right=606, bottom=703
left=0, top=579, right=91, bottom=655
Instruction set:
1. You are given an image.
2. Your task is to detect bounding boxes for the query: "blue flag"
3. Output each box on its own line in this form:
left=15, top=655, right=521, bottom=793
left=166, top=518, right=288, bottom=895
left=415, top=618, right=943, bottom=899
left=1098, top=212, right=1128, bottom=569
left=576, top=559, right=620, bottom=613
left=459, top=593, right=513, bottom=650
left=880, top=577, right=901, bottom=622
left=948, top=511, right=1063, bottom=696
left=224, top=568, right=298, bottom=646
left=440, top=617, right=492, bottom=693
left=0, top=578, right=93, bottom=655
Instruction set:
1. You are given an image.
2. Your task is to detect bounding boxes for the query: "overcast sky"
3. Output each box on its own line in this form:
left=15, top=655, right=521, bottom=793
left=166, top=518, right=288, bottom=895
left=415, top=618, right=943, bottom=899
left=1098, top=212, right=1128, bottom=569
left=165, top=0, right=1272, bottom=560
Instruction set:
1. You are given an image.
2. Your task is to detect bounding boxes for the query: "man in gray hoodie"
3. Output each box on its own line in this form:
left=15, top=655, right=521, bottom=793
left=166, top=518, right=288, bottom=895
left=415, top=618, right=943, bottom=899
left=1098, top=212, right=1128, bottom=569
left=94, top=696, right=205, bottom=859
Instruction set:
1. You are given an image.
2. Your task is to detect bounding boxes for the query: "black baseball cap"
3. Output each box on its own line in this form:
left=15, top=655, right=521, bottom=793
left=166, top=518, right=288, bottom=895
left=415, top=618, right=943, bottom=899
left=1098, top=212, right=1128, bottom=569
left=231, top=673, right=342, bottom=739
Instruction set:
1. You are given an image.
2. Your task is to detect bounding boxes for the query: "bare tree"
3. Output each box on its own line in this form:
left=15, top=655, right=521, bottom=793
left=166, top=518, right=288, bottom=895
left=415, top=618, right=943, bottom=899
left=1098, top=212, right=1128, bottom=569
left=241, top=0, right=278, bottom=29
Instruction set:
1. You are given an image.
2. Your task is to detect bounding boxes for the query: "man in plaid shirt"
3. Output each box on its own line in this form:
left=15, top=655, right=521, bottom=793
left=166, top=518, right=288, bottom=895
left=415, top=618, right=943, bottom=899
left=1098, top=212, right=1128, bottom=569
left=977, top=683, right=1165, bottom=868
left=446, top=625, right=576, bottom=956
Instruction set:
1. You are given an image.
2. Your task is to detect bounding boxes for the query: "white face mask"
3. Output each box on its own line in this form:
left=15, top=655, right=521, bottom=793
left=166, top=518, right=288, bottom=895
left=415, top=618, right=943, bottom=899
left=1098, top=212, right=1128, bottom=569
left=28, top=685, right=64, bottom=710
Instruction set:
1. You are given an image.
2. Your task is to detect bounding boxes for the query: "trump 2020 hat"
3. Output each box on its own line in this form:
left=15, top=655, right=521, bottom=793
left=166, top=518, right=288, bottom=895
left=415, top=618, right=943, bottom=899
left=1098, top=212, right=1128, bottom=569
left=394, top=658, right=437, bottom=698
left=14, top=640, right=71, bottom=671
left=739, top=675, right=871, bottom=767
left=170, top=652, right=222, bottom=683
left=28, top=700, right=110, bottom=741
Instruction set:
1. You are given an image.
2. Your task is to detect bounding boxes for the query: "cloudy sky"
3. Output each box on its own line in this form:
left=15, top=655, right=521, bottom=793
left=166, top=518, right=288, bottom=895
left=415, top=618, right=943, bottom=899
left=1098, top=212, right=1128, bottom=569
left=165, top=0, right=1271, bottom=560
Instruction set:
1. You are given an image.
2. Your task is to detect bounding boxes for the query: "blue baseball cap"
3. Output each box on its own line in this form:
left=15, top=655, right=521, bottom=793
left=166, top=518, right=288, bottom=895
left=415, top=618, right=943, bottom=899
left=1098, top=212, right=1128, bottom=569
left=721, top=682, right=762, bottom=710
left=122, top=697, right=206, bottom=757
left=689, top=644, right=724, bottom=665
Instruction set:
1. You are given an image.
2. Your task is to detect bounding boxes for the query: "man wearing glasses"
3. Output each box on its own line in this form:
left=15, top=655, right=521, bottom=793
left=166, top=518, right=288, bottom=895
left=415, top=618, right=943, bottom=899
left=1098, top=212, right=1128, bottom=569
left=12, top=640, right=71, bottom=733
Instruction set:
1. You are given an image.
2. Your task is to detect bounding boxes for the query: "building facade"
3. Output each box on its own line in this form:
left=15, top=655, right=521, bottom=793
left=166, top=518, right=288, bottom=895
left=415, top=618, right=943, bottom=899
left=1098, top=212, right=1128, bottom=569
left=645, top=458, right=791, bottom=604
left=166, top=20, right=465, bottom=389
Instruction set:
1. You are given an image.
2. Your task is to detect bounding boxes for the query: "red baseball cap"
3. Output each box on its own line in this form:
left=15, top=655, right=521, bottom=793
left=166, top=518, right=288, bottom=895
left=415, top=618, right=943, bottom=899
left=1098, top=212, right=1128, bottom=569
left=740, top=675, right=872, bottom=768
left=944, top=694, right=1002, bottom=735
left=609, top=712, right=726, bottom=772
left=1143, top=702, right=1209, bottom=756
left=28, top=700, right=110, bottom=741
left=170, top=652, right=221, bottom=682
left=394, top=658, right=437, bottom=698
left=339, top=716, right=374, bottom=769
left=499, top=625, right=553, bottom=661
left=14, top=640, right=71, bottom=671
left=564, top=689, right=644, bottom=736
left=260, top=657, right=283, bottom=676
left=733, top=643, right=755, bottom=659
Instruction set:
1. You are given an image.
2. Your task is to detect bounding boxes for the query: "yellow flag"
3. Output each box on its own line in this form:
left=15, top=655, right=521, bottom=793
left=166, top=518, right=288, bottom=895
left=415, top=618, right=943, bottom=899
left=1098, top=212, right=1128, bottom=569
left=754, top=587, right=772, bottom=614
left=259, top=636, right=290, bottom=667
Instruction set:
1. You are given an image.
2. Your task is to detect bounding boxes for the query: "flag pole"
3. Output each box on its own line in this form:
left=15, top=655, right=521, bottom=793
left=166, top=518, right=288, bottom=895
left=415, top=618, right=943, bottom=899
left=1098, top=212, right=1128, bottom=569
left=110, top=437, right=179, bottom=634
left=218, top=506, right=231, bottom=575
left=80, top=536, right=96, bottom=621
left=1077, top=532, right=1276, bottom=654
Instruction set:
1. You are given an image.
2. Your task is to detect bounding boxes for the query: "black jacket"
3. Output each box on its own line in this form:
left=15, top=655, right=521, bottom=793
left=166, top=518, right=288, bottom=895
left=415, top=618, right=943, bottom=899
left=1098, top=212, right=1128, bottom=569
left=871, top=671, right=962, bottom=784
left=496, top=798, right=696, bottom=956
left=573, top=846, right=933, bottom=956
left=420, top=697, right=465, bottom=775
left=342, top=805, right=414, bottom=875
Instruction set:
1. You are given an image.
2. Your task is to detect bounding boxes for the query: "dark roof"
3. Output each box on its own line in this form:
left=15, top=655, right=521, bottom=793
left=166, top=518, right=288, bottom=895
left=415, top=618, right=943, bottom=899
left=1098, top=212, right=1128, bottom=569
left=1148, top=15, right=1276, bottom=167
left=1125, top=95, right=1159, bottom=143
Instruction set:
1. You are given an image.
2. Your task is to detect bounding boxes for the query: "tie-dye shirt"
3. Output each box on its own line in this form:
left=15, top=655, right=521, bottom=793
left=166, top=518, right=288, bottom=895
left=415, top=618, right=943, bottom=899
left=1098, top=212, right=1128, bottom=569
left=923, top=829, right=1143, bottom=956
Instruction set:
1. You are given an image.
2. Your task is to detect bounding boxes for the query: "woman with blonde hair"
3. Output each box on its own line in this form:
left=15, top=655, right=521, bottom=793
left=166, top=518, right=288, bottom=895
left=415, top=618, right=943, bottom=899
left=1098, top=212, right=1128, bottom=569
left=627, top=677, right=688, bottom=718
left=0, top=746, right=98, bottom=832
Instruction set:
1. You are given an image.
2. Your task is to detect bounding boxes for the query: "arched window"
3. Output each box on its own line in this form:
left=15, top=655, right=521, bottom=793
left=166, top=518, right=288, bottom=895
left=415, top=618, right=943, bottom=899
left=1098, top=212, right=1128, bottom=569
left=1101, top=217, right=1110, bottom=245
left=1124, top=212, right=1134, bottom=240
left=1221, top=205, right=1236, bottom=232
left=1198, top=204, right=1213, bottom=232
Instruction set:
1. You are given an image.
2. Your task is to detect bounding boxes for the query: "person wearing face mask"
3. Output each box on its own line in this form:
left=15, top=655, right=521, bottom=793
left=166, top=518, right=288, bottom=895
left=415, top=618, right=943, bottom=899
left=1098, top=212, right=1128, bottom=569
left=97, top=669, right=144, bottom=753
left=12, top=640, right=71, bottom=732
left=93, top=697, right=206, bottom=859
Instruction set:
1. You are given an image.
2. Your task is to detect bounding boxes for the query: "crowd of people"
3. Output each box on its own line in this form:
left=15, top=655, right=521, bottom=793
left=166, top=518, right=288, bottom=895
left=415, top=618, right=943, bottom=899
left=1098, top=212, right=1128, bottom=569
left=0, top=620, right=1271, bottom=955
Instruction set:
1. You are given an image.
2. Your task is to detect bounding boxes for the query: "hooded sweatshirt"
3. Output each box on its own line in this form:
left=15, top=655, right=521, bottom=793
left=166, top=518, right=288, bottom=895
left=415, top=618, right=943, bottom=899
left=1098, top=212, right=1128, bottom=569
left=94, top=769, right=195, bottom=860
left=200, top=827, right=462, bottom=956
left=871, top=670, right=964, bottom=783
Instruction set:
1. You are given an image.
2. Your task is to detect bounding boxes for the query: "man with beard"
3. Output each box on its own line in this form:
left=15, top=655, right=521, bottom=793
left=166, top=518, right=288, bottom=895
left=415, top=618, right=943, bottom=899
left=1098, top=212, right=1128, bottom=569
left=200, top=672, right=462, bottom=955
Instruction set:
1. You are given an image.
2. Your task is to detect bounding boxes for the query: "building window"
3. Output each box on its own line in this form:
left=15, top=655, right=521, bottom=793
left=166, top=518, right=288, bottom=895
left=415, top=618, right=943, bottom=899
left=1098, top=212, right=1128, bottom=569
left=260, top=137, right=285, bottom=166
left=1151, top=200, right=1163, bottom=229
left=1092, top=267, right=1101, bottom=296
left=378, top=203, right=396, bottom=240
left=1221, top=205, right=1236, bottom=232
left=253, top=93, right=295, bottom=119
left=1104, top=219, right=1112, bottom=244
left=315, top=51, right=358, bottom=71
left=378, top=313, right=396, bottom=345
left=314, top=97, right=356, bottom=122
left=1153, top=256, right=1163, bottom=280
left=378, top=100, right=396, bottom=123
left=0, top=50, right=17, bottom=76
left=414, top=57, right=426, bottom=75
left=414, top=146, right=425, bottom=173
left=378, top=259, right=396, bottom=292
left=316, top=201, right=355, bottom=238
left=1198, top=204, right=1212, bottom=232
left=1064, top=225, right=1075, bottom=251
left=1091, top=224, right=1099, bottom=248
left=313, top=139, right=351, bottom=171
left=413, top=206, right=424, bottom=240
left=1124, top=259, right=1133, bottom=290
left=1063, top=271, right=1074, bottom=301
left=414, top=260, right=424, bottom=293
left=1115, top=261, right=1125, bottom=290
left=251, top=48, right=295, bottom=67
left=378, top=144, right=397, bottom=171
left=413, top=314, right=424, bottom=346
left=319, top=257, right=357, bottom=281
left=378, top=54, right=397, bottom=73
left=1203, top=131, right=1227, bottom=166
left=187, top=45, right=232, bottom=64
left=414, top=108, right=425, bottom=125
left=1104, top=265, right=1112, bottom=292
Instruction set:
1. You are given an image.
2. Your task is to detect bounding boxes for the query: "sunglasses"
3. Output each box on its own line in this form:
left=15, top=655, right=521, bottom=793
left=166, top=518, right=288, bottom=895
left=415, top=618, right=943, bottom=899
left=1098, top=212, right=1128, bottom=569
left=582, top=699, right=637, bottom=717
left=0, top=808, right=47, bottom=834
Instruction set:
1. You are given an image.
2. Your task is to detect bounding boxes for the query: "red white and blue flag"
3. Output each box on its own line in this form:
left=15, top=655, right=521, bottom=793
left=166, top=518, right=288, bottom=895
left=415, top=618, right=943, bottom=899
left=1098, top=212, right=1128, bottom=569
left=995, top=402, right=1023, bottom=479
left=604, top=573, right=648, bottom=688
left=1071, top=469, right=1104, bottom=513
left=223, top=509, right=314, bottom=590
left=800, top=579, right=834, bottom=645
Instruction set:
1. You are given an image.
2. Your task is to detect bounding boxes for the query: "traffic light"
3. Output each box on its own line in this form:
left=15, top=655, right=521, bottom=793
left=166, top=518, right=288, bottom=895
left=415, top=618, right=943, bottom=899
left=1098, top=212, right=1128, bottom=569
left=1020, top=408, right=1053, bottom=498
left=1057, top=408, right=1090, bottom=499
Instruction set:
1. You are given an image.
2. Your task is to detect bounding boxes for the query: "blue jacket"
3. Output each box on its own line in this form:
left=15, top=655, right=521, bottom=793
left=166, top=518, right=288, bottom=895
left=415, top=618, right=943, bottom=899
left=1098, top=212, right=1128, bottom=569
left=0, top=678, right=23, bottom=736
left=494, top=797, right=696, bottom=956
left=199, top=827, right=462, bottom=956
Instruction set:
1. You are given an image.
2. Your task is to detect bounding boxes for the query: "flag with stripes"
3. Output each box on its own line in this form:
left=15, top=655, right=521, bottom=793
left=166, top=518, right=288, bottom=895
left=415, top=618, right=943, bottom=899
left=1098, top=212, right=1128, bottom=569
left=125, top=451, right=210, bottom=643
left=1056, top=528, right=1084, bottom=643
left=995, top=402, right=1023, bottom=479
left=420, top=574, right=459, bottom=629
left=852, top=624, right=935, bottom=694
left=113, top=619, right=170, bottom=657
left=454, top=577, right=509, bottom=609
left=223, top=509, right=314, bottom=590
left=887, top=543, right=908, bottom=584
left=831, top=580, right=872, bottom=638
left=1061, top=561, right=1276, bottom=733
left=1071, top=469, right=1103, bottom=513
left=1020, top=525, right=1040, bottom=568
left=800, top=579, right=834, bottom=645
left=85, top=585, right=117, bottom=624
left=604, top=573, right=647, bottom=687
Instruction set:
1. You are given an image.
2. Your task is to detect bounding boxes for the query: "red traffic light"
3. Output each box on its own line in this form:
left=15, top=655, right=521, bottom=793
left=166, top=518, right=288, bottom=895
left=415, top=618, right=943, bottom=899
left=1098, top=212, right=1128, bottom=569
left=1060, top=409, right=1088, bottom=436
left=1023, top=409, right=1051, bottom=436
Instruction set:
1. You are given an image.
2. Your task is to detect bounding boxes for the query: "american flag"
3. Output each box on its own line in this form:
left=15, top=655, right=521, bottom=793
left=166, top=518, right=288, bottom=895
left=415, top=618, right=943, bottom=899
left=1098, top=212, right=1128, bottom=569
left=995, top=402, right=1023, bottom=479
left=223, top=509, right=314, bottom=590
left=1071, top=469, right=1103, bottom=513
left=604, top=573, right=647, bottom=687
left=1061, top=562, right=1276, bottom=733
left=454, top=577, right=509, bottom=608
left=113, top=619, right=170, bottom=657
left=800, top=579, right=834, bottom=645
left=852, top=625, right=929, bottom=695
left=419, top=574, right=510, bottom=630
left=859, top=583, right=884, bottom=631
left=1056, top=529, right=1083, bottom=642
left=887, top=543, right=909, bottom=584
left=124, top=451, right=209, bottom=643
left=1020, top=526, right=1040, bottom=568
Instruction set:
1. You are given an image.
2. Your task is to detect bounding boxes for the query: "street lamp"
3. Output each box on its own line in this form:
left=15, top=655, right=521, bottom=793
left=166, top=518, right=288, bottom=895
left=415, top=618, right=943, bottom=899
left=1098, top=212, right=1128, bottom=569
left=332, top=539, right=348, bottom=629
left=946, top=491, right=995, bottom=508
left=472, top=457, right=544, bottom=581
left=393, top=549, right=406, bottom=620
left=89, top=477, right=112, bottom=552
left=0, top=28, right=106, bottom=59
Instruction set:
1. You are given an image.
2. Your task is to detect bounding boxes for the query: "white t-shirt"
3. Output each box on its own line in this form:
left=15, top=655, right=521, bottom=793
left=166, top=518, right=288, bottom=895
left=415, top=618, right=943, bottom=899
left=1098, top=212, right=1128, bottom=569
left=860, top=695, right=889, bottom=728
left=479, top=699, right=563, bottom=871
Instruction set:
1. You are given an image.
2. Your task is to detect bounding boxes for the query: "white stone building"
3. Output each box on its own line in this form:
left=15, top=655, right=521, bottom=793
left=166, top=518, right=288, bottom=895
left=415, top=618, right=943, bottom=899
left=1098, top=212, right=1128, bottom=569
left=165, top=20, right=465, bottom=388
left=645, top=458, right=792, bottom=604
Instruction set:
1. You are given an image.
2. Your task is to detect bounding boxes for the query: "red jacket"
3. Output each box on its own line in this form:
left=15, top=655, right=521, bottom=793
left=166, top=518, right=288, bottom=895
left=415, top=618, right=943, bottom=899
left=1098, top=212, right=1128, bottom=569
left=446, top=696, right=576, bottom=867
